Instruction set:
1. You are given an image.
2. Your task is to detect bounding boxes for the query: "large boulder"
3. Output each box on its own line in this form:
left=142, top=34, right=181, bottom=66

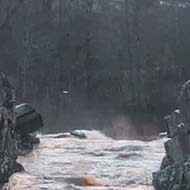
left=14, top=103, right=43, bottom=154
left=15, top=103, right=43, bottom=135
left=153, top=80, right=190, bottom=190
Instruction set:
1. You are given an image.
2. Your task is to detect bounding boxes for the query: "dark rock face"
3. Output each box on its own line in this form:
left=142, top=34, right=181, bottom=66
left=14, top=103, right=43, bottom=155
left=0, top=73, right=43, bottom=185
left=15, top=103, right=43, bottom=135
left=0, top=73, right=23, bottom=184
left=153, top=80, right=190, bottom=190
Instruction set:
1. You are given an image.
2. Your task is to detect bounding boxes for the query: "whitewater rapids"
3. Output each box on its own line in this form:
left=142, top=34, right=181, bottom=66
left=4, top=130, right=166, bottom=190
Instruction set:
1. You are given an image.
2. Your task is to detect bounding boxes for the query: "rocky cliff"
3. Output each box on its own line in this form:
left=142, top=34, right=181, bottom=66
left=0, top=73, right=23, bottom=184
left=153, top=80, right=190, bottom=190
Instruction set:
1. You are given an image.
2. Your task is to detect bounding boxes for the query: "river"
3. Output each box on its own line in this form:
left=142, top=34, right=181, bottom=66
left=4, top=130, right=166, bottom=190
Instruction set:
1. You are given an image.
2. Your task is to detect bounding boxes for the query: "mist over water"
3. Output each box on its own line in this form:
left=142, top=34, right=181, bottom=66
left=102, top=115, right=159, bottom=140
left=4, top=130, right=166, bottom=190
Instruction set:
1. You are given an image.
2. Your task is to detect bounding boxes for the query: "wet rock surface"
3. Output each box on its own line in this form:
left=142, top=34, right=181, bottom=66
left=54, top=130, right=87, bottom=139
left=17, top=134, right=40, bottom=156
left=15, top=103, right=43, bottom=156
left=15, top=103, right=43, bottom=136
left=0, top=73, right=43, bottom=185
left=153, top=80, right=190, bottom=190
left=0, top=73, right=23, bottom=184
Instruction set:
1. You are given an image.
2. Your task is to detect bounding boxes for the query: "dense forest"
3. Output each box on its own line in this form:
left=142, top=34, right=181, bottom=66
left=0, top=0, right=190, bottom=135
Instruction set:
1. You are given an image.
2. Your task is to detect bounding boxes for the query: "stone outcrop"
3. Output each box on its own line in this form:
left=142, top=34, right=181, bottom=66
left=15, top=103, right=43, bottom=155
left=0, top=73, right=43, bottom=184
left=0, top=73, right=23, bottom=184
left=153, top=81, right=190, bottom=190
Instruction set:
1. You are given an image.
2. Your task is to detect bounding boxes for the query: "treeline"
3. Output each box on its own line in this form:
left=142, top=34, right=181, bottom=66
left=0, top=0, right=190, bottom=132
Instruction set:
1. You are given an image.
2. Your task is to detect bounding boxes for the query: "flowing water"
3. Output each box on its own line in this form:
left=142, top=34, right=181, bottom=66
left=4, top=130, right=166, bottom=190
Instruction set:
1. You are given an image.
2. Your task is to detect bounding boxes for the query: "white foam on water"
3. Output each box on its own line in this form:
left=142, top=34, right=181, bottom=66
left=4, top=130, right=166, bottom=190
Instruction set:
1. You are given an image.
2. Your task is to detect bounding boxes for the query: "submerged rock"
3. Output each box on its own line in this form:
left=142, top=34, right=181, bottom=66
left=54, top=130, right=87, bottom=139
left=54, top=133, right=71, bottom=139
left=70, top=130, right=87, bottom=139
left=64, top=176, right=98, bottom=186
left=153, top=80, right=190, bottom=190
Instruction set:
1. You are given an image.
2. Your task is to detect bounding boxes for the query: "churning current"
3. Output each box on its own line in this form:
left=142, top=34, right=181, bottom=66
left=4, top=130, right=166, bottom=190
